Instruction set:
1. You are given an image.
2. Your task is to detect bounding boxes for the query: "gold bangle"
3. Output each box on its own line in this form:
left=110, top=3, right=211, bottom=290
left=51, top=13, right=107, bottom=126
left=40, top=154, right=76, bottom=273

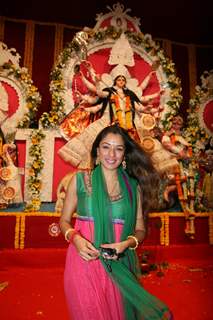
left=69, top=230, right=80, bottom=243
left=127, top=235, right=139, bottom=250
left=64, top=228, right=73, bottom=242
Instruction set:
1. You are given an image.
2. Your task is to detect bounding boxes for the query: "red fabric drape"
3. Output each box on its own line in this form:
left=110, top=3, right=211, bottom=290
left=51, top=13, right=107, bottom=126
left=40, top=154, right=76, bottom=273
left=1, top=17, right=213, bottom=123
left=171, top=44, right=190, bottom=121
left=3, top=20, right=26, bottom=65
left=32, top=24, right=55, bottom=121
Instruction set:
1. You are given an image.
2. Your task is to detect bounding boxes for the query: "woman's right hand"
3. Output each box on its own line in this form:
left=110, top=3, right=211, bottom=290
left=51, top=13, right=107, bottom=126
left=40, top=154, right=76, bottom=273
left=73, top=235, right=100, bottom=261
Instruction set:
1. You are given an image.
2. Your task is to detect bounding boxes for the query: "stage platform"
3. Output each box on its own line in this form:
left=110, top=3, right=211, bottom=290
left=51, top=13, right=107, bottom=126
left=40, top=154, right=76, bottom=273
left=0, top=204, right=213, bottom=249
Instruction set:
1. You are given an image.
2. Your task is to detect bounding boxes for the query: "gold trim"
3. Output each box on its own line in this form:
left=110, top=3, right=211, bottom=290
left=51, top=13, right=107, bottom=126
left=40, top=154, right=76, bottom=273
left=0, top=211, right=211, bottom=218
left=54, top=24, right=64, bottom=65
left=0, top=16, right=5, bottom=41
left=188, top=44, right=197, bottom=97
left=24, top=21, right=35, bottom=76
left=2, top=16, right=213, bottom=48
left=162, top=39, right=172, bottom=59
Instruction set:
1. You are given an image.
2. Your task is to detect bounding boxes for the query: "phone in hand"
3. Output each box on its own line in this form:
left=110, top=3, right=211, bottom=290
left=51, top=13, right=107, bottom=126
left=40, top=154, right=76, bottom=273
left=99, top=247, right=117, bottom=258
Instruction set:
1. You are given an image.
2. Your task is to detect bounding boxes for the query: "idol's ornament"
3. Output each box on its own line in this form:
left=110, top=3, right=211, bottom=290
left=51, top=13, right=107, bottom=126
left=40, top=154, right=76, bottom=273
left=184, top=70, right=213, bottom=212
left=174, top=70, right=213, bottom=238
left=0, top=41, right=41, bottom=209
left=0, top=42, right=41, bottom=136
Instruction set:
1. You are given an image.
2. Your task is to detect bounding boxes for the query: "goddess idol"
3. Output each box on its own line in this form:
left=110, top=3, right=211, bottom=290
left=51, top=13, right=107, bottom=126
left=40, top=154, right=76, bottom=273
left=58, top=34, right=163, bottom=168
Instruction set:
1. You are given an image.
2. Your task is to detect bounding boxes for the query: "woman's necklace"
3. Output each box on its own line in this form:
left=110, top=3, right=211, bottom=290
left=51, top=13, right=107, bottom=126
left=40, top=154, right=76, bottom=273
left=106, top=179, right=122, bottom=201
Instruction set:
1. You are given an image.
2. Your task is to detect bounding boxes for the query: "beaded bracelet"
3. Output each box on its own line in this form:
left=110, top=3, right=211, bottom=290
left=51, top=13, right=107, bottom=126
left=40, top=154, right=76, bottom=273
left=127, top=235, right=139, bottom=250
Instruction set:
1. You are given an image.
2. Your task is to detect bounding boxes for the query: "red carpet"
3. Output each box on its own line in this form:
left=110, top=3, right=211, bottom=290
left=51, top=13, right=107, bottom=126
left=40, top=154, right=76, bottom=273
left=0, top=245, right=213, bottom=320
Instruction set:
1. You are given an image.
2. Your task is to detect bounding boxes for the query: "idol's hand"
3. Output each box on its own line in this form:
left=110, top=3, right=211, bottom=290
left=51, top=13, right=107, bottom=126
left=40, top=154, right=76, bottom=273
left=81, top=59, right=92, bottom=69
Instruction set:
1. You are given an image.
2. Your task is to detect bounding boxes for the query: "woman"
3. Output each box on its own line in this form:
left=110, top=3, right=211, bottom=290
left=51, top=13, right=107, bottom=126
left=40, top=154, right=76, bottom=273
left=60, top=125, right=173, bottom=320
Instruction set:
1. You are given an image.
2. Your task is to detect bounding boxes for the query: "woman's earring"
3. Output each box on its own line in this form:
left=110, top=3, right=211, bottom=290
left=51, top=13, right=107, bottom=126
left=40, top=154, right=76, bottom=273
left=96, top=156, right=100, bottom=165
left=122, top=159, right=126, bottom=169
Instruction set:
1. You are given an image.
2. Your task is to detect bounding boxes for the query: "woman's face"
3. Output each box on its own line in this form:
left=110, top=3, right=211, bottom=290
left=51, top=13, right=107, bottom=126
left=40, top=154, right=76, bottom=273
left=97, top=133, right=125, bottom=171
left=115, top=76, right=126, bottom=89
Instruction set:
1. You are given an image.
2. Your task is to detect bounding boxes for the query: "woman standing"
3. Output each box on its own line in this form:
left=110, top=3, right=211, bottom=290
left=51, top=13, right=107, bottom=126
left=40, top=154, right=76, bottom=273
left=60, top=124, right=173, bottom=320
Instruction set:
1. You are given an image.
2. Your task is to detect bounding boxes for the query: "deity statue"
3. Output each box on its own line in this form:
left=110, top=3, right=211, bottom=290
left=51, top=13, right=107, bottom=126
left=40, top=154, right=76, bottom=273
left=0, top=142, right=23, bottom=207
left=0, top=82, right=8, bottom=125
left=58, top=34, right=163, bottom=169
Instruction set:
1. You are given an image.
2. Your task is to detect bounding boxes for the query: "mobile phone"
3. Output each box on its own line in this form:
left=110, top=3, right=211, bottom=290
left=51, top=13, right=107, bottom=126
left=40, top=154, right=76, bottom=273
left=99, top=247, right=117, bottom=258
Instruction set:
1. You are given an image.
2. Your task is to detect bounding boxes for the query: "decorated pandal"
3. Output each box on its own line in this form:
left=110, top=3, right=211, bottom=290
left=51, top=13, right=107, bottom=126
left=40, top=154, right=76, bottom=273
left=0, top=3, right=212, bottom=249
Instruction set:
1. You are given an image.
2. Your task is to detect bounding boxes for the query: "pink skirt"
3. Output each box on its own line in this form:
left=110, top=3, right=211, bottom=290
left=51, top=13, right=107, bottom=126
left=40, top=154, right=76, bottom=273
left=64, top=217, right=125, bottom=320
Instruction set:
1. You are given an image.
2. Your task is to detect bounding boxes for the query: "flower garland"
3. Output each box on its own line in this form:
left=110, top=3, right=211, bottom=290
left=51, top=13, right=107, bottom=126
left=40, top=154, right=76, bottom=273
left=1, top=211, right=212, bottom=249
left=39, top=26, right=182, bottom=131
left=175, top=160, right=197, bottom=238
left=160, top=216, right=165, bottom=245
left=183, top=70, right=212, bottom=153
left=164, top=214, right=170, bottom=246
left=25, top=129, right=45, bottom=212
left=19, top=215, right=26, bottom=249
left=209, top=215, right=213, bottom=245
left=14, top=215, right=21, bottom=249
left=1, top=62, right=41, bottom=128
left=182, top=70, right=213, bottom=214
left=111, top=94, right=132, bottom=129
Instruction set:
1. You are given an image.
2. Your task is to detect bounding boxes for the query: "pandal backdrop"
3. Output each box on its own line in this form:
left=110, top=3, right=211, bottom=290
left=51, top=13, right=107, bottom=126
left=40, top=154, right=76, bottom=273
left=0, top=3, right=212, bottom=244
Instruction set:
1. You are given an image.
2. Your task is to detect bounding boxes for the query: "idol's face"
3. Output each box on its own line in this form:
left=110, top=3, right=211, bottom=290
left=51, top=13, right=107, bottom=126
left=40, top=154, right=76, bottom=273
left=172, top=116, right=183, bottom=130
left=115, top=76, right=126, bottom=88
left=97, top=133, right=125, bottom=171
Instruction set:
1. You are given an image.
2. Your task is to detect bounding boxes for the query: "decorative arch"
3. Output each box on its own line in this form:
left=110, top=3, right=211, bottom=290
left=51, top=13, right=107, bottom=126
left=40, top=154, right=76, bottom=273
left=184, top=69, right=213, bottom=153
left=40, top=3, right=182, bottom=133
left=0, top=41, right=41, bottom=139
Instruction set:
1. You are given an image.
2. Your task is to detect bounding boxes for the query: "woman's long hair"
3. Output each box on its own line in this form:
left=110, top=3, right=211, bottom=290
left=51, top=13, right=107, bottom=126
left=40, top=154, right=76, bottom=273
left=91, top=125, right=160, bottom=220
